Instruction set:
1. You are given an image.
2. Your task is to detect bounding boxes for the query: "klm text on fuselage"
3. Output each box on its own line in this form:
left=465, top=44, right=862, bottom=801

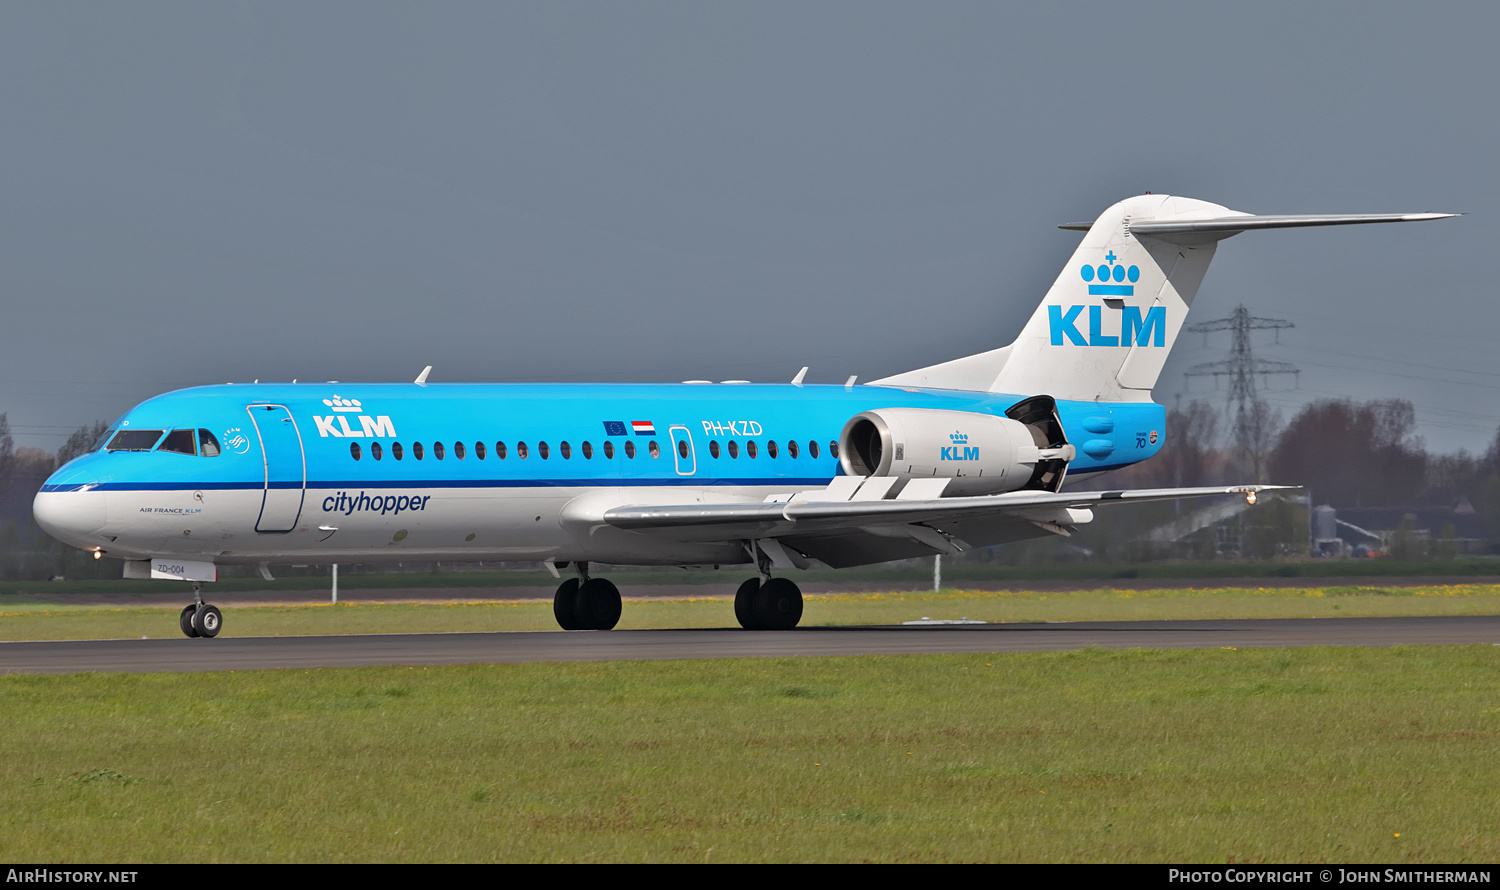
left=1048, top=305, right=1165, bottom=347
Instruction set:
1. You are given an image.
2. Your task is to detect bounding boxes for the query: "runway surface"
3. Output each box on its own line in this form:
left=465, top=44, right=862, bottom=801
left=4, top=615, right=1499, bottom=674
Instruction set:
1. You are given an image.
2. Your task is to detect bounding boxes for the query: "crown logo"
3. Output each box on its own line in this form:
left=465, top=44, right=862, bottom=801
left=1080, top=250, right=1139, bottom=297
left=322, top=395, right=364, bottom=413
left=950, top=431, right=968, bottom=444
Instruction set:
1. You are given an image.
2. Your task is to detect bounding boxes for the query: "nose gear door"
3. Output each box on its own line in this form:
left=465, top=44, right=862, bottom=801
left=246, top=404, right=306, bottom=532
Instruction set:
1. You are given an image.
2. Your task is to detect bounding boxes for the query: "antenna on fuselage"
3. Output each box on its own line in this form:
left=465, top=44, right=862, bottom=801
left=414, top=366, right=432, bottom=386
left=791, top=367, right=808, bottom=386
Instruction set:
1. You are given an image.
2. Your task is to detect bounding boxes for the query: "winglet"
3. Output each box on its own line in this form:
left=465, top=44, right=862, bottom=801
left=791, top=366, right=808, bottom=387
left=414, top=365, right=432, bottom=386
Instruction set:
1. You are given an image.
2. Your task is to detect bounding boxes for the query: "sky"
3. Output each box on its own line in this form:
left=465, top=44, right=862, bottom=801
left=2, top=1, right=1496, bottom=456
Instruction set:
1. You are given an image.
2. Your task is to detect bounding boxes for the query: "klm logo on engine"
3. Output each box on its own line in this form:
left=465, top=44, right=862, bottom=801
left=312, top=395, right=398, bottom=438
left=941, top=431, right=978, bottom=461
left=1048, top=252, right=1165, bottom=347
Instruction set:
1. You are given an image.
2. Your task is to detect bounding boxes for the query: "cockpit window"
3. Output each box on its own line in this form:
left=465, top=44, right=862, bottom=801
left=93, top=427, right=119, bottom=452
left=158, top=430, right=198, bottom=455
left=105, top=430, right=165, bottom=451
left=198, top=430, right=221, bottom=457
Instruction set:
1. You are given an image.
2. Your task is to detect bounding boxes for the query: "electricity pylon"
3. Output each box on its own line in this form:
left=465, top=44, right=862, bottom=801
left=1185, top=304, right=1297, bottom=480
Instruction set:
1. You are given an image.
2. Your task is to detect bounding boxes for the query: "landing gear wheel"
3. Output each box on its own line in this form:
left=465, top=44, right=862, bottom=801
left=553, top=578, right=583, bottom=630
left=753, top=578, right=803, bottom=630
left=180, top=604, right=201, bottom=638
left=735, top=578, right=763, bottom=630
left=576, top=578, right=622, bottom=630
left=192, top=604, right=222, bottom=639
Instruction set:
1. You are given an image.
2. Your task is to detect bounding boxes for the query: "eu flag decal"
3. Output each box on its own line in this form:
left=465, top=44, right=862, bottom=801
left=603, top=421, right=627, bottom=437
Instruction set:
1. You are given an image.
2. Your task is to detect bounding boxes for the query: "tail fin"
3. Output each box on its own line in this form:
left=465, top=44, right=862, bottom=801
left=873, top=195, right=1456, bottom=401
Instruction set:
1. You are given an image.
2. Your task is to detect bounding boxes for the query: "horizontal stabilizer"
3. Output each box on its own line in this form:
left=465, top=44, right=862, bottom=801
left=1127, top=212, right=1458, bottom=239
left=1060, top=212, right=1457, bottom=236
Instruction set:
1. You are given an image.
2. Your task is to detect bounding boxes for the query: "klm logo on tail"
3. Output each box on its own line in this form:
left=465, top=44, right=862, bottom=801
left=1049, top=252, right=1165, bottom=347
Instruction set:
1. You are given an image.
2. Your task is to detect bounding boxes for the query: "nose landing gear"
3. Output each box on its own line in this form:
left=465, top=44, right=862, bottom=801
left=179, top=583, right=222, bottom=639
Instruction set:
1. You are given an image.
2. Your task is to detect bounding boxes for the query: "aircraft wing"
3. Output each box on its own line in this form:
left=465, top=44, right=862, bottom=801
left=602, top=483, right=1296, bottom=568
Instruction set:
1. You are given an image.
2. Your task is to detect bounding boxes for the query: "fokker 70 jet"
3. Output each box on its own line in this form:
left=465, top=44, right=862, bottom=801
left=33, top=195, right=1455, bottom=637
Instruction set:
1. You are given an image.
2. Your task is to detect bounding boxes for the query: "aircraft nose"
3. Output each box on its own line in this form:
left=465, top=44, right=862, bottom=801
left=33, top=487, right=108, bottom=545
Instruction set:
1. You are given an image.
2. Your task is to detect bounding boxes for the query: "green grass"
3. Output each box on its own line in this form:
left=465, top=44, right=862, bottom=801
left=5, top=585, right=1500, bottom=641
left=10, top=556, right=1500, bottom=598
left=2, top=647, right=1498, bottom=862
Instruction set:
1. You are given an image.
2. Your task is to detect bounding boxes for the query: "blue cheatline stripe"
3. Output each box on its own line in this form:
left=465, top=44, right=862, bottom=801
left=41, top=477, right=837, bottom=493
left=1088, top=284, right=1134, bottom=296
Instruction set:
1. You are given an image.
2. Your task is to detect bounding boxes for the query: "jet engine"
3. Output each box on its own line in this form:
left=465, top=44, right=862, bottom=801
left=838, top=395, right=1075, bottom=496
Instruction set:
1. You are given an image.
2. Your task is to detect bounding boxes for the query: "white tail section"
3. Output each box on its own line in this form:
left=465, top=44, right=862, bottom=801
left=872, top=195, right=1456, bottom=401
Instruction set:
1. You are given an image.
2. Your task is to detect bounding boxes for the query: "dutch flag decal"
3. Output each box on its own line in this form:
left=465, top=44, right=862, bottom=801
left=631, top=421, right=656, bottom=436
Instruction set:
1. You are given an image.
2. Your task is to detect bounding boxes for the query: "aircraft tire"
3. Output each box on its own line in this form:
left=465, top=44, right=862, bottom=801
left=180, top=604, right=201, bottom=639
left=192, top=604, right=222, bottom=639
left=753, top=578, right=803, bottom=631
left=734, top=578, right=762, bottom=630
left=576, top=578, right=622, bottom=630
left=553, top=578, right=583, bottom=630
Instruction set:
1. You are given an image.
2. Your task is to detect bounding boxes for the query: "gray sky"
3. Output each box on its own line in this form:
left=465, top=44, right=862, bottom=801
left=3, top=1, right=1496, bottom=455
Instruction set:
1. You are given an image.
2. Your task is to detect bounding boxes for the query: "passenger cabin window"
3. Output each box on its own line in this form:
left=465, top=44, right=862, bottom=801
left=709, top=441, right=720, bottom=459
left=624, top=441, right=636, bottom=459
left=767, top=440, right=778, bottom=459
left=746, top=440, right=758, bottom=459
left=538, top=441, right=550, bottom=459
left=454, top=442, right=465, bottom=460
left=830, top=441, right=840, bottom=459
left=413, top=442, right=425, bottom=460
left=809, top=441, right=820, bottom=459
left=517, top=442, right=528, bottom=459
left=434, top=442, right=445, bottom=460
left=788, top=440, right=799, bottom=459
left=727, top=441, right=739, bottom=459
left=497, top=441, right=509, bottom=459
left=392, top=442, right=404, bottom=460
left=582, top=441, right=593, bottom=459
left=106, top=430, right=165, bottom=451
left=372, top=442, right=384, bottom=460
left=350, top=442, right=362, bottom=461
left=603, top=441, right=615, bottom=459
left=157, top=429, right=197, bottom=455
left=198, top=430, right=221, bottom=457
left=475, top=441, right=487, bottom=459
left=677, top=439, right=689, bottom=459
left=559, top=441, right=571, bottom=459
left=648, top=441, right=660, bottom=459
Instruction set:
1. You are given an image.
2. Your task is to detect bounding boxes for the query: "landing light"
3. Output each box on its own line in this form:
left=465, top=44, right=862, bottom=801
left=1245, top=491, right=1258, bottom=506
left=92, top=550, right=103, bottom=559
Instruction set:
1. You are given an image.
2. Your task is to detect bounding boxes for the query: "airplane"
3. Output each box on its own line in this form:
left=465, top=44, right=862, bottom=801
left=32, top=194, right=1456, bottom=638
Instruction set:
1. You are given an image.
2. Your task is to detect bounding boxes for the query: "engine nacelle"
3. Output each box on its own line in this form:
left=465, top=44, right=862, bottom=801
left=839, top=403, right=1075, bottom=497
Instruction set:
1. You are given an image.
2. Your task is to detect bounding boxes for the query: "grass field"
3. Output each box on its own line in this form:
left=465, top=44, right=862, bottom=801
left=11, top=556, right=1500, bottom=597
left=5, top=584, right=1500, bottom=641
left=3, top=646, right=1498, bottom=862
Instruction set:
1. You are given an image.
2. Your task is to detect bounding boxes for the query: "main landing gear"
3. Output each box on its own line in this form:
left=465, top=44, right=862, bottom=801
left=735, top=576, right=804, bottom=631
left=547, top=560, right=804, bottom=631
left=553, top=562, right=622, bottom=630
left=179, top=582, right=222, bottom=638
